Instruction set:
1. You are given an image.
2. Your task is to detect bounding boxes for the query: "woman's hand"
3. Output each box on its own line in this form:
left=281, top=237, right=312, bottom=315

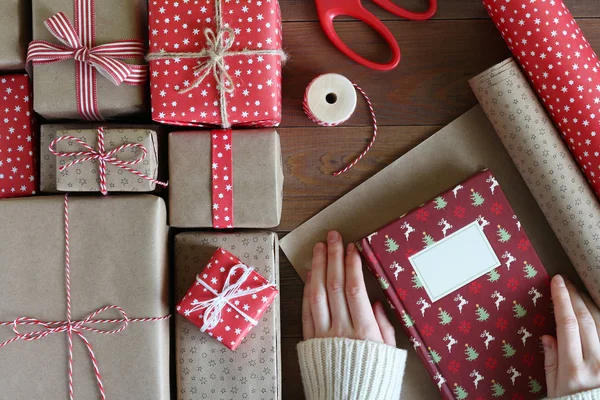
left=301, top=230, right=396, bottom=346
left=544, top=275, right=600, bottom=398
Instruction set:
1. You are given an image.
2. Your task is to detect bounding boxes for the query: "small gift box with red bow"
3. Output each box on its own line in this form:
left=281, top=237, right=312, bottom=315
left=147, top=0, right=284, bottom=128
left=0, top=75, right=36, bottom=199
left=177, top=247, right=279, bottom=351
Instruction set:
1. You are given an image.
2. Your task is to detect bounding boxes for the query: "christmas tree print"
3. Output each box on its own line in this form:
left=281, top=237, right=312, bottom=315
left=523, top=261, right=537, bottom=279
left=487, top=268, right=501, bottom=282
left=528, top=376, right=542, bottom=394
left=423, top=232, right=436, bottom=248
left=475, top=304, right=490, bottom=322
left=412, top=271, right=423, bottom=289
left=402, top=311, right=414, bottom=328
left=385, top=235, right=399, bottom=253
left=453, top=383, right=468, bottom=400
left=513, top=301, right=527, bottom=318
left=497, top=225, right=511, bottom=243
left=428, top=347, right=442, bottom=364
left=491, top=380, right=505, bottom=397
left=465, top=344, right=479, bottom=361
left=502, top=340, right=516, bottom=358
left=438, top=307, right=453, bottom=325
left=378, top=277, right=390, bottom=290
left=471, top=189, right=485, bottom=206
left=434, top=196, right=447, bottom=210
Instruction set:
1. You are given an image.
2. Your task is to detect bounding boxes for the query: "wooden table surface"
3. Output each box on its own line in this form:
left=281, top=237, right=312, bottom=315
left=276, top=1, right=600, bottom=398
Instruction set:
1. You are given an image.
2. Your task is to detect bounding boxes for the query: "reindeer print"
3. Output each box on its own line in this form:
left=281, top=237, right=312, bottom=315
left=501, top=251, right=516, bottom=270
left=438, top=218, right=453, bottom=237
left=433, top=372, right=446, bottom=390
left=452, top=184, right=464, bottom=198
left=476, top=215, right=490, bottom=230
left=507, top=366, right=521, bottom=386
left=410, top=337, right=422, bottom=350
left=486, top=175, right=499, bottom=194
left=443, top=333, right=458, bottom=353
left=513, top=215, right=521, bottom=232
left=518, top=327, right=532, bottom=346
left=491, top=290, right=506, bottom=310
left=480, top=330, right=495, bottom=350
left=528, top=287, right=543, bottom=307
left=454, top=294, right=469, bottom=314
left=416, top=297, right=431, bottom=317
left=390, top=261, right=404, bottom=281
left=400, top=222, right=415, bottom=241
left=469, top=370, right=484, bottom=389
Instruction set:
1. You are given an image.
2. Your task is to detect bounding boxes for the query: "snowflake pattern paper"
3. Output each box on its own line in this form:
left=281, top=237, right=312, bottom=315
left=484, top=0, right=600, bottom=198
left=148, top=0, right=284, bottom=127
left=0, top=75, right=35, bottom=198
left=177, top=247, right=278, bottom=351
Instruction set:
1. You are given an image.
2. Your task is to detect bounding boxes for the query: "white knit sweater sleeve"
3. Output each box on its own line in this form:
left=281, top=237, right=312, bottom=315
left=551, top=389, right=600, bottom=400
left=297, top=337, right=407, bottom=400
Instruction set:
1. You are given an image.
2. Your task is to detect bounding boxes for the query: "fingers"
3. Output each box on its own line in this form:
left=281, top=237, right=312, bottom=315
left=543, top=335, right=558, bottom=398
left=579, top=291, right=600, bottom=334
left=302, top=271, right=315, bottom=340
left=373, top=302, right=395, bottom=346
left=310, top=242, right=331, bottom=335
left=551, top=275, right=583, bottom=365
left=344, top=243, right=379, bottom=337
left=564, top=279, right=600, bottom=360
left=326, top=231, right=351, bottom=332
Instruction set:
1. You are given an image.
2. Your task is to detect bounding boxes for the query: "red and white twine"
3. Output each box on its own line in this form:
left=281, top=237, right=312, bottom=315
left=49, top=127, right=167, bottom=195
left=0, top=195, right=170, bottom=399
left=303, top=78, right=378, bottom=176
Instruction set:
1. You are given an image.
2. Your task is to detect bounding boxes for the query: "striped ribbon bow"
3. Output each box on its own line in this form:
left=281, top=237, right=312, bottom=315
left=27, top=7, right=148, bottom=121
left=49, top=127, right=168, bottom=195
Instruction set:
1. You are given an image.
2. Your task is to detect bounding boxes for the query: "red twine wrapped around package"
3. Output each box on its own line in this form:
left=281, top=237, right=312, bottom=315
left=0, top=195, right=170, bottom=400
left=49, top=127, right=167, bottom=195
left=27, top=0, right=148, bottom=121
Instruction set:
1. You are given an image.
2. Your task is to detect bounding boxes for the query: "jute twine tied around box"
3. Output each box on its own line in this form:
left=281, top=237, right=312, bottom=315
left=146, top=0, right=287, bottom=128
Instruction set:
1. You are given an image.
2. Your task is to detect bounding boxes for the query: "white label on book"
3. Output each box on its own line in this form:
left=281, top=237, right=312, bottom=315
left=409, top=221, right=500, bottom=302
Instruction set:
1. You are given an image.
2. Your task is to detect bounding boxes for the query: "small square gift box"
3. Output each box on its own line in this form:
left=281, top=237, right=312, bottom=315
left=0, top=74, right=36, bottom=199
left=147, top=0, right=285, bottom=128
left=27, top=0, right=149, bottom=120
left=0, top=1, right=29, bottom=70
left=177, top=247, right=279, bottom=351
left=169, top=129, right=283, bottom=228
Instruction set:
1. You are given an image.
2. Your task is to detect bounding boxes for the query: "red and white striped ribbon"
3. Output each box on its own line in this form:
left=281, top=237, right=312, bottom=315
left=303, top=78, right=378, bottom=176
left=49, top=127, right=168, bottom=195
left=27, top=0, right=148, bottom=121
left=0, top=195, right=170, bottom=399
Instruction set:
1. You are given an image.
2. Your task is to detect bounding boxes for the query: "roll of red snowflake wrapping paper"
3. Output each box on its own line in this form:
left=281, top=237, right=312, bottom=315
left=483, top=0, right=600, bottom=197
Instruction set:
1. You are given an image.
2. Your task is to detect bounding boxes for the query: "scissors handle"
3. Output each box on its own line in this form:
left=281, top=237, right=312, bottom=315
left=373, top=0, right=438, bottom=21
left=318, top=6, right=400, bottom=71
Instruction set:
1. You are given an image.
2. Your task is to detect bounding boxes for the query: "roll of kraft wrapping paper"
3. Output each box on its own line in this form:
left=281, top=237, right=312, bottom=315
left=484, top=0, right=600, bottom=198
left=470, top=58, right=600, bottom=304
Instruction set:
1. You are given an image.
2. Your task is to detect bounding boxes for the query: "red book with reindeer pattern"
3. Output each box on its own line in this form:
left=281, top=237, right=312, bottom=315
left=358, top=170, right=553, bottom=400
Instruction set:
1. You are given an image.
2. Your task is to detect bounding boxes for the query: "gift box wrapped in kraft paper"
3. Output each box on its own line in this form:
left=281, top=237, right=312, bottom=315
left=175, top=231, right=281, bottom=400
left=0, top=0, right=29, bottom=70
left=28, top=0, right=149, bottom=120
left=169, top=130, right=283, bottom=228
left=40, top=124, right=162, bottom=193
left=0, top=195, right=170, bottom=399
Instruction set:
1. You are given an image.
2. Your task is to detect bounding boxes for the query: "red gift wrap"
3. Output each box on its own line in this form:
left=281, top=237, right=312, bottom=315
left=0, top=75, right=36, bottom=198
left=177, top=248, right=278, bottom=350
left=148, top=0, right=284, bottom=128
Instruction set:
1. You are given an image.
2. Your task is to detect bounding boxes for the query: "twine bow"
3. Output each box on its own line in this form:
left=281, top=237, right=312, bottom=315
left=146, top=0, right=287, bottom=128
left=49, top=127, right=167, bottom=195
left=186, top=263, right=276, bottom=332
left=0, top=196, right=170, bottom=399
left=27, top=6, right=148, bottom=121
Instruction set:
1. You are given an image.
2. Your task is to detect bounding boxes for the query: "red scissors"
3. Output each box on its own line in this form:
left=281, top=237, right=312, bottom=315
left=315, top=0, right=437, bottom=71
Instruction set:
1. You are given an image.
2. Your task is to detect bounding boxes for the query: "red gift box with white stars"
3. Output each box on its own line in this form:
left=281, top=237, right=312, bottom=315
left=176, top=247, right=278, bottom=350
left=0, top=74, right=36, bottom=199
left=148, top=0, right=284, bottom=128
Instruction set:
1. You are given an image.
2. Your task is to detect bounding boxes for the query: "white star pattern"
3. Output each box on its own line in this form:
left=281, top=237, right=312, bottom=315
left=148, top=0, right=283, bottom=127
left=485, top=0, right=600, bottom=191
left=211, top=132, right=234, bottom=228
left=0, top=75, right=35, bottom=198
